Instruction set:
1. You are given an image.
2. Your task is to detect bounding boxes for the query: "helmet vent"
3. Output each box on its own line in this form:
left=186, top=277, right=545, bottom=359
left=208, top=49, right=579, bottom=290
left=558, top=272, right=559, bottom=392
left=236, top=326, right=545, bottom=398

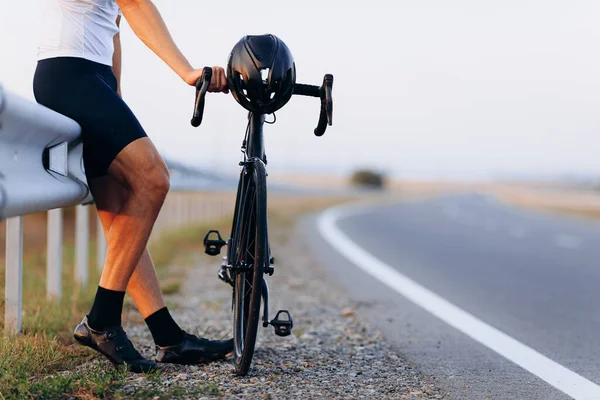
left=260, top=68, right=270, bottom=83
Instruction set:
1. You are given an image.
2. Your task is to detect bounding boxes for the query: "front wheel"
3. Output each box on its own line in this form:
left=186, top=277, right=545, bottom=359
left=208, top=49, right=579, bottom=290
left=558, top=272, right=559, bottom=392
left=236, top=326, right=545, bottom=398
left=230, top=160, right=267, bottom=376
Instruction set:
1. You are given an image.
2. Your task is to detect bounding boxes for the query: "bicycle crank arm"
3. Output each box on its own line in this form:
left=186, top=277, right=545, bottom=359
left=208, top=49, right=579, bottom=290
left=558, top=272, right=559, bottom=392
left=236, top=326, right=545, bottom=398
left=218, top=269, right=234, bottom=287
left=260, top=277, right=293, bottom=336
left=261, top=277, right=270, bottom=327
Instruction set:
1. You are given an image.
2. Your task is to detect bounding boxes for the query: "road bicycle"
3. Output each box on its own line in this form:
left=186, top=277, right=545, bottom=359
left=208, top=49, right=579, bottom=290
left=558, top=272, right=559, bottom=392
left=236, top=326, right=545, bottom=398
left=189, top=64, right=334, bottom=376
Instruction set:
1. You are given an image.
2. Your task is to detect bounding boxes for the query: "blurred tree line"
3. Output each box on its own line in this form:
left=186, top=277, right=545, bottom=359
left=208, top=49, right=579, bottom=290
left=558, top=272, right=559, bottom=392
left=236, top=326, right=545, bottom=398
left=350, top=168, right=387, bottom=190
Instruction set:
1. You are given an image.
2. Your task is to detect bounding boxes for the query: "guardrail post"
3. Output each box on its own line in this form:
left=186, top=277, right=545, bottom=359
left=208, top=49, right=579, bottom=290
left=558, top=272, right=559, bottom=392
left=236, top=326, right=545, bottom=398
left=191, top=194, right=198, bottom=223
left=75, top=205, right=89, bottom=285
left=186, top=196, right=192, bottom=225
left=97, top=214, right=106, bottom=272
left=183, top=194, right=189, bottom=226
left=176, top=194, right=184, bottom=226
left=47, top=208, right=63, bottom=299
left=167, top=195, right=175, bottom=230
left=5, top=216, right=23, bottom=333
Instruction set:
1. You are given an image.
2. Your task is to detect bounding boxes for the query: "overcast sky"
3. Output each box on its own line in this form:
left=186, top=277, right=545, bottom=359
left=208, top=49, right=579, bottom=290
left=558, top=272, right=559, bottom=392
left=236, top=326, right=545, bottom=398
left=1, top=0, right=599, bottom=181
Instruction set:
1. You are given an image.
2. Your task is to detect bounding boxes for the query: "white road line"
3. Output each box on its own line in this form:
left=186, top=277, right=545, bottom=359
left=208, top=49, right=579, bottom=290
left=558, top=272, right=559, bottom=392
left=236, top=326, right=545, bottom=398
left=555, top=234, right=582, bottom=250
left=317, top=203, right=600, bottom=400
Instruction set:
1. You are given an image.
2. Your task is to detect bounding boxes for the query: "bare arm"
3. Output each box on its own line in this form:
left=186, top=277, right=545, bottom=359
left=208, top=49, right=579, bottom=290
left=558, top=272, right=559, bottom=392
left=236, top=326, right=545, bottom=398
left=113, top=15, right=122, bottom=96
left=116, top=0, right=197, bottom=85
left=115, top=0, right=227, bottom=91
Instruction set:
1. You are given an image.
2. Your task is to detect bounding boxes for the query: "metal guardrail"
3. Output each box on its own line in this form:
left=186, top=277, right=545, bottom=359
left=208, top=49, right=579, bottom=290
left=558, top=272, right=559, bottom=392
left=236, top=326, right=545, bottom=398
left=0, top=85, right=234, bottom=333
left=0, top=85, right=91, bottom=219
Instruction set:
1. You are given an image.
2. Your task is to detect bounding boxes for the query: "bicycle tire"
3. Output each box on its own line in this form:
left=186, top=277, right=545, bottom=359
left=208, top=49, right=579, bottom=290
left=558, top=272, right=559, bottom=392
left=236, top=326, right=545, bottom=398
left=230, top=160, right=267, bottom=376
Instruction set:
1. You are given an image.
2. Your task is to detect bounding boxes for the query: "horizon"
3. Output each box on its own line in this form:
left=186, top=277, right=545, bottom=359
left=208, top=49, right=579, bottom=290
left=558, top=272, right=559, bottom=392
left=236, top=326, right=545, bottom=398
left=1, top=0, right=600, bottom=182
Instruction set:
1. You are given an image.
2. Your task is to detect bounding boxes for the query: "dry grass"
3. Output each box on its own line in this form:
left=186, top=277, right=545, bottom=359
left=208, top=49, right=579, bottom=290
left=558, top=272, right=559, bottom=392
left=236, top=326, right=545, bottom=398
left=491, top=186, right=600, bottom=221
left=516, top=204, right=600, bottom=220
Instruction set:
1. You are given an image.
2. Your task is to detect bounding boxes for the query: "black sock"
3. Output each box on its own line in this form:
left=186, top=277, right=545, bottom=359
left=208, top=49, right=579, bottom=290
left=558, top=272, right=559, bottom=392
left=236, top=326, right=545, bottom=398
left=145, top=307, right=185, bottom=347
left=87, top=286, right=126, bottom=331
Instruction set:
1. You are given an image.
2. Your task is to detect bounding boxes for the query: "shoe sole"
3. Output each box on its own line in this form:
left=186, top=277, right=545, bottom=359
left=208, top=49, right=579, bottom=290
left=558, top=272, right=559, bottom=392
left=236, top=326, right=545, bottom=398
left=74, top=334, right=159, bottom=373
left=156, top=349, right=233, bottom=365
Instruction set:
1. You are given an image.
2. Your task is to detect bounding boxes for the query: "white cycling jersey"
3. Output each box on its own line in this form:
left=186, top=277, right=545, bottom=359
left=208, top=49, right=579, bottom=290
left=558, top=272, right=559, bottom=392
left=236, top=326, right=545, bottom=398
left=37, top=0, right=121, bottom=66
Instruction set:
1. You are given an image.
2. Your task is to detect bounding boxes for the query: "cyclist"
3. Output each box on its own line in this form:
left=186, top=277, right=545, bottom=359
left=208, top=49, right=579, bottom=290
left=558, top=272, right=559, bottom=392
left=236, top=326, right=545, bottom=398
left=33, top=0, right=231, bottom=372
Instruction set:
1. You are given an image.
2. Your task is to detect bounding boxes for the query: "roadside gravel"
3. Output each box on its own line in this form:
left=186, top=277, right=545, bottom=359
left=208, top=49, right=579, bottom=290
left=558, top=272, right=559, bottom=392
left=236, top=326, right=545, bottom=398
left=114, top=207, right=448, bottom=399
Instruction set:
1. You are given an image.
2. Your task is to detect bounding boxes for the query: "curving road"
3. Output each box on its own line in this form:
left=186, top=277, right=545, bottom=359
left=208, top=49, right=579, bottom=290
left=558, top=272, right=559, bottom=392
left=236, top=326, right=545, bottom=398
left=304, top=193, right=600, bottom=400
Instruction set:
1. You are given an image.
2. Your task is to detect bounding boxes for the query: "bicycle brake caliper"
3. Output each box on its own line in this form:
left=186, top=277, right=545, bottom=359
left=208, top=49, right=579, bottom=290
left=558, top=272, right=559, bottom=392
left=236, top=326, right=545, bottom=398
left=203, top=230, right=226, bottom=256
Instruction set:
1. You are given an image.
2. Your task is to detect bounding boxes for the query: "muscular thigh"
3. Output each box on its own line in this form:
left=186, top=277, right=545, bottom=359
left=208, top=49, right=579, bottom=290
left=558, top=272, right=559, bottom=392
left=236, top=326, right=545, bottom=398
left=33, top=57, right=149, bottom=181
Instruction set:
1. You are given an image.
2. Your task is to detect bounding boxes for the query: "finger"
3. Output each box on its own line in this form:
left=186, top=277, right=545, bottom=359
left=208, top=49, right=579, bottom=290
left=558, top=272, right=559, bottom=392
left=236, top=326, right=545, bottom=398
left=211, top=67, right=223, bottom=93
left=216, top=69, right=224, bottom=92
left=214, top=71, right=223, bottom=93
left=219, top=69, right=228, bottom=93
left=207, top=68, right=218, bottom=92
left=219, top=68, right=226, bottom=92
left=208, top=75, right=217, bottom=92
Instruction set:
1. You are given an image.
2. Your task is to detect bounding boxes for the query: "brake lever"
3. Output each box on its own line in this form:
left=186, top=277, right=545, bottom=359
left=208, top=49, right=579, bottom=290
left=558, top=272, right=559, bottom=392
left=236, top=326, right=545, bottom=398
left=190, top=67, right=213, bottom=127
left=323, top=74, right=333, bottom=126
left=314, top=74, right=334, bottom=137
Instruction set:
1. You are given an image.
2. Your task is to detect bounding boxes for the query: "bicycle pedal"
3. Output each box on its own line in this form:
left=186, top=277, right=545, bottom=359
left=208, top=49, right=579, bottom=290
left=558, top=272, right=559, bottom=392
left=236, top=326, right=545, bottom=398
left=269, top=310, right=293, bottom=337
left=203, top=230, right=226, bottom=256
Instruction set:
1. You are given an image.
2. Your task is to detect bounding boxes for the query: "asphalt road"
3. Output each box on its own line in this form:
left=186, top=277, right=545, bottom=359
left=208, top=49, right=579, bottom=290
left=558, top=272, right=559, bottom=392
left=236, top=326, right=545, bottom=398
left=303, top=192, right=600, bottom=400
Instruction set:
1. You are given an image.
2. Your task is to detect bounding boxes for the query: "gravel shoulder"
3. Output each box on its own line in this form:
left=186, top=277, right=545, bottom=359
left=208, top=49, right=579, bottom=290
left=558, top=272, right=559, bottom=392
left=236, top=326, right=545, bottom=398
left=115, top=204, right=447, bottom=399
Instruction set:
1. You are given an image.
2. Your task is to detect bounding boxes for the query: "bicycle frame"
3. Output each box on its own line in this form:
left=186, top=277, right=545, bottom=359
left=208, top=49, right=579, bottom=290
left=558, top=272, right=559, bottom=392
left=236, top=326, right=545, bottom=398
left=192, top=65, right=333, bottom=375
left=239, top=112, right=276, bottom=329
left=223, top=113, right=268, bottom=278
left=246, top=113, right=266, bottom=161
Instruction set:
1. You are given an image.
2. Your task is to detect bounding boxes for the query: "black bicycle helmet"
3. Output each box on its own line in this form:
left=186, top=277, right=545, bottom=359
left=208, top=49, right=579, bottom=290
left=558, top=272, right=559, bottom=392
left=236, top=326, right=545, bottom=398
left=227, top=34, right=296, bottom=115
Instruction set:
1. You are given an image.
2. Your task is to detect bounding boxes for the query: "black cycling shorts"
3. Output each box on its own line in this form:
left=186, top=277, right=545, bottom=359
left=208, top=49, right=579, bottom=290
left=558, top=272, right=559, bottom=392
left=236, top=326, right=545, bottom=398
left=33, top=56, right=148, bottom=180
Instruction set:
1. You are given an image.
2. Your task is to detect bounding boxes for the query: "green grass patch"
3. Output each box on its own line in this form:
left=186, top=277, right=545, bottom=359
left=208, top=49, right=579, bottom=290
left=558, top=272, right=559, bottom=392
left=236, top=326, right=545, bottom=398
left=0, top=216, right=231, bottom=399
left=1, top=362, right=130, bottom=400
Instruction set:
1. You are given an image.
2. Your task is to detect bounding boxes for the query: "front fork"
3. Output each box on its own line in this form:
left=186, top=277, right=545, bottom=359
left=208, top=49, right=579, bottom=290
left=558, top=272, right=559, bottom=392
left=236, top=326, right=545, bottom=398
left=261, top=278, right=270, bottom=327
left=217, top=248, right=293, bottom=337
left=220, top=259, right=273, bottom=327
